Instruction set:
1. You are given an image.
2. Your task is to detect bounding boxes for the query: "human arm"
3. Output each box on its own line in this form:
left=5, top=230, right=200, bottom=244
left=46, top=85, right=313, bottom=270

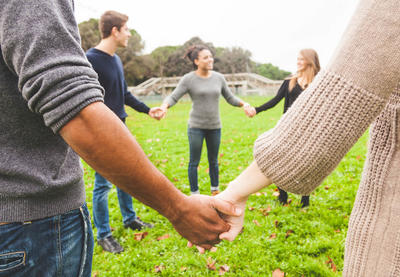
left=220, top=75, right=256, bottom=117
left=254, top=80, right=287, bottom=114
left=60, top=102, right=241, bottom=247
left=0, top=0, right=240, bottom=248
left=253, top=0, right=400, bottom=195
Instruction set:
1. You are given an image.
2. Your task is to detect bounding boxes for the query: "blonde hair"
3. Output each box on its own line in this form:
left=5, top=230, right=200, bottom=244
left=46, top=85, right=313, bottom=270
left=289, top=48, right=320, bottom=92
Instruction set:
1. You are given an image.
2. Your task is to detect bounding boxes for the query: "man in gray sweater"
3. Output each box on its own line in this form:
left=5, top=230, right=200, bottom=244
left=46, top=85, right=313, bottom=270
left=0, top=1, right=239, bottom=275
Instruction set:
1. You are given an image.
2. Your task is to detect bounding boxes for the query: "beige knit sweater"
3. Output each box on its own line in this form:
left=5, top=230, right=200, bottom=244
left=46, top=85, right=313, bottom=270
left=253, top=0, right=400, bottom=275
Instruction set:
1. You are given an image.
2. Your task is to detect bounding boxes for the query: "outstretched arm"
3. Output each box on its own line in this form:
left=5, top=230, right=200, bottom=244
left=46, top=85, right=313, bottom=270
left=60, top=97, right=241, bottom=249
left=254, top=80, right=287, bottom=114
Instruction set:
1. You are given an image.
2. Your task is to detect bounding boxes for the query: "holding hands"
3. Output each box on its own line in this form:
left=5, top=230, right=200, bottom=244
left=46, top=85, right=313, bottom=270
left=242, top=103, right=256, bottom=118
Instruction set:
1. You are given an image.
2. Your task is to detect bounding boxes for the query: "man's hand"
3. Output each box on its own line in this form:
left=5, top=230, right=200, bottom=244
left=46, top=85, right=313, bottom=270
left=170, top=194, right=242, bottom=249
left=148, top=107, right=164, bottom=120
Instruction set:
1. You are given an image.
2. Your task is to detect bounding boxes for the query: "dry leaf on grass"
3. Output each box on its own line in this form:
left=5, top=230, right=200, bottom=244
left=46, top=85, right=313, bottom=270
left=156, top=234, right=170, bottom=241
left=219, top=265, right=230, bottom=275
left=207, top=257, right=216, bottom=271
left=134, top=232, right=148, bottom=241
left=154, top=265, right=165, bottom=273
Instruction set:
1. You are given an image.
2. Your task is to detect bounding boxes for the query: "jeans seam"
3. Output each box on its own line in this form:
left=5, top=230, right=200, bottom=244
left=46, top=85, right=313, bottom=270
left=56, top=215, right=62, bottom=277
left=77, top=206, right=88, bottom=277
left=0, top=251, right=26, bottom=272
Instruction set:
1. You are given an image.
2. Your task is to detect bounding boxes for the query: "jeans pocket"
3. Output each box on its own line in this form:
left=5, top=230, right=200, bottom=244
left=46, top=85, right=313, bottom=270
left=0, top=251, right=25, bottom=272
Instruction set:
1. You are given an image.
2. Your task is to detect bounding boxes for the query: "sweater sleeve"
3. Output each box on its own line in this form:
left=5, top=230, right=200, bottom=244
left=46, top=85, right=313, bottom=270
left=124, top=83, right=150, bottom=114
left=253, top=0, right=400, bottom=195
left=0, top=0, right=104, bottom=133
left=220, top=74, right=242, bottom=107
left=164, top=74, right=189, bottom=108
left=255, top=80, right=287, bottom=114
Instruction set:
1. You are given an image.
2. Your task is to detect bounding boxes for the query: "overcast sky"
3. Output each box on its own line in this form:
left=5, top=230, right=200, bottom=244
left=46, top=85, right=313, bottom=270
left=74, top=0, right=360, bottom=73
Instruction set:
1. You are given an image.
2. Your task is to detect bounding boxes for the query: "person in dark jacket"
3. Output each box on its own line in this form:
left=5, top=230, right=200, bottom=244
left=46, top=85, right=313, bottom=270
left=253, top=49, right=320, bottom=207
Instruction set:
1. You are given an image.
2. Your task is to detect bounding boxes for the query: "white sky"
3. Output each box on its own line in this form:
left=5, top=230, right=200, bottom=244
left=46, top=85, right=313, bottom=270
left=74, top=0, right=360, bottom=73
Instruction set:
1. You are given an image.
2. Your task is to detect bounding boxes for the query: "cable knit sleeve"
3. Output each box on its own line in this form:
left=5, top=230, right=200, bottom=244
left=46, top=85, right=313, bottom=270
left=253, top=0, right=400, bottom=195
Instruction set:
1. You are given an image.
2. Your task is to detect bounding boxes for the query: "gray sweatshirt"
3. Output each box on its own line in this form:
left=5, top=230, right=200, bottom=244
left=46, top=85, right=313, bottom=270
left=164, top=71, right=242, bottom=129
left=0, top=0, right=104, bottom=221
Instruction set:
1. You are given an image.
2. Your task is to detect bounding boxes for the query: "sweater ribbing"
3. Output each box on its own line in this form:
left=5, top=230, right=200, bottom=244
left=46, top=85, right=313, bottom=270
left=254, top=70, right=387, bottom=195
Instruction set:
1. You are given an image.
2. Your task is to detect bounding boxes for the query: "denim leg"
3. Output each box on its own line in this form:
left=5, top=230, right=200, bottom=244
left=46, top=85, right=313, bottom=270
left=0, top=204, right=93, bottom=277
left=204, top=129, right=221, bottom=189
left=188, top=128, right=205, bottom=193
left=93, top=172, right=113, bottom=239
left=116, top=187, right=137, bottom=225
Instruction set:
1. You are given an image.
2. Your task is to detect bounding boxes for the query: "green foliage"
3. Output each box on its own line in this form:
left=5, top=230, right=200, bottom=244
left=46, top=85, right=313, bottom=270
left=78, top=18, right=101, bottom=52
left=83, top=95, right=367, bottom=276
left=254, top=62, right=292, bottom=80
left=214, top=47, right=252, bottom=74
left=77, top=20, right=290, bottom=85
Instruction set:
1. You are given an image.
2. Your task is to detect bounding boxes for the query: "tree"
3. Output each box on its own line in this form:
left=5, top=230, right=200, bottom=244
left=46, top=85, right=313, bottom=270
left=150, top=46, right=179, bottom=77
left=78, top=18, right=101, bottom=51
left=214, top=47, right=252, bottom=74
left=163, top=37, right=217, bottom=77
left=253, top=62, right=291, bottom=80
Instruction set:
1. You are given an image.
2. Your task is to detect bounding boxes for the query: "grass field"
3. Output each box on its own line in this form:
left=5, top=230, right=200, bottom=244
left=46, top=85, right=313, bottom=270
left=82, top=95, right=368, bottom=276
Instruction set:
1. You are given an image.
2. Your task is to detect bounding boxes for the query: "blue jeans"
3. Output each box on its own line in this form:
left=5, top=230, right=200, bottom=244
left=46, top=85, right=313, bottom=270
left=187, top=128, right=221, bottom=193
left=0, top=204, right=93, bottom=277
left=93, top=172, right=136, bottom=239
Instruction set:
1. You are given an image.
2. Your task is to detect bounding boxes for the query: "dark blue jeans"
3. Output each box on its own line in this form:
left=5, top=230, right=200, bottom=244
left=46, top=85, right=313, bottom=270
left=93, top=172, right=137, bottom=239
left=0, top=204, right=94, bottom=277
left=187, top=127, right=221, bottom=193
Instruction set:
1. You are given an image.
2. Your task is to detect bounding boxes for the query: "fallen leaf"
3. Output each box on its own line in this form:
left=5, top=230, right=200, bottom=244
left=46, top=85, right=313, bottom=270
left=324, top=186, right=330, bottom=190
left=161, top=159, right=168, bottom=163
left=134, top=232, right=148, bottom=241
left=219, top=265, right=230, bottom=275
left=157, top=234, right=170, bottom=241
left=285, top=230, right=294, bottom=238
left=325, top=256, right=337, bottom=272
left=248, top=207, right=255, bottom=211
left=356, top=155, right=362, bottom=160
left=255, top=192, right=262, bottom=196
left=205, top=168, right=209, bottom=173
left=334, top=229, right=340, bottom=233
left=272, top=268, right=285, bottom=277
left=207, top=257, right=216, bottom=271
left=253, top=220, right=261, bottom=226
left=219, top=153, right=224, bottom=158
left=269, top=233, right=277, bottom=240
left=238, top=166, right=243, bottom=170
left=272, top=192, right=280, bottom=197
left=173, top=177, right=179, bottom=182
left=274, top=220, right=280, bottom=228
left=180, top=267, right=187, bottom=272
left=154, top=265, right=165, bottom=273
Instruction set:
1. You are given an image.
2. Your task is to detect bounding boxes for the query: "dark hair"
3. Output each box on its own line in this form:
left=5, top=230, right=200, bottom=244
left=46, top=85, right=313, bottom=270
left=99, top=10, right=129, bottom=39
left=184, top=45, right=210, bottom=68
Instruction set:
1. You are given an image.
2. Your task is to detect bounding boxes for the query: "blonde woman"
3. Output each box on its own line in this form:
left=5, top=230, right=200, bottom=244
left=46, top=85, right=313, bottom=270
left=254, top=49, right=320, bottom=207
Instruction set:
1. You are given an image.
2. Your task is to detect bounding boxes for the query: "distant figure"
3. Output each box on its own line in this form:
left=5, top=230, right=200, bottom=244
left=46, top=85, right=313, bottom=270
left=86, top=10, right=162, bottom=253
left=253, top=49, right=320, bottom=207
left=156, top=45, right=255, bottom=195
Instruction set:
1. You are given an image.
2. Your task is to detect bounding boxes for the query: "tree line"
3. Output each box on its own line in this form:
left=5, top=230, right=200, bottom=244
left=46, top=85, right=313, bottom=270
left=78, top=19, right=291, bottom=86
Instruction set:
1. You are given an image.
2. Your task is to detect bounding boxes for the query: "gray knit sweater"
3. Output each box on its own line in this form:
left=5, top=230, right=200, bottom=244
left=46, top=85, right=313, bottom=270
left=164, top=71, right=242, bottom=129
left=253, top=0, right=400, bottom=275
left=0, top=0, right=104, bottom=221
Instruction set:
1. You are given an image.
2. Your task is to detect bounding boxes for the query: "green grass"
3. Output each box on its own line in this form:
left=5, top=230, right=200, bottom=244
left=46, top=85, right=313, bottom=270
left=83, top=95, right=367, bottom=276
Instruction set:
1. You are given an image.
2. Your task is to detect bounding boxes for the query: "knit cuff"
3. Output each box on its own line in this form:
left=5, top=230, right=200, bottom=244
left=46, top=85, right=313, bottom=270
left=254, top=70, right=388, bottom=195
